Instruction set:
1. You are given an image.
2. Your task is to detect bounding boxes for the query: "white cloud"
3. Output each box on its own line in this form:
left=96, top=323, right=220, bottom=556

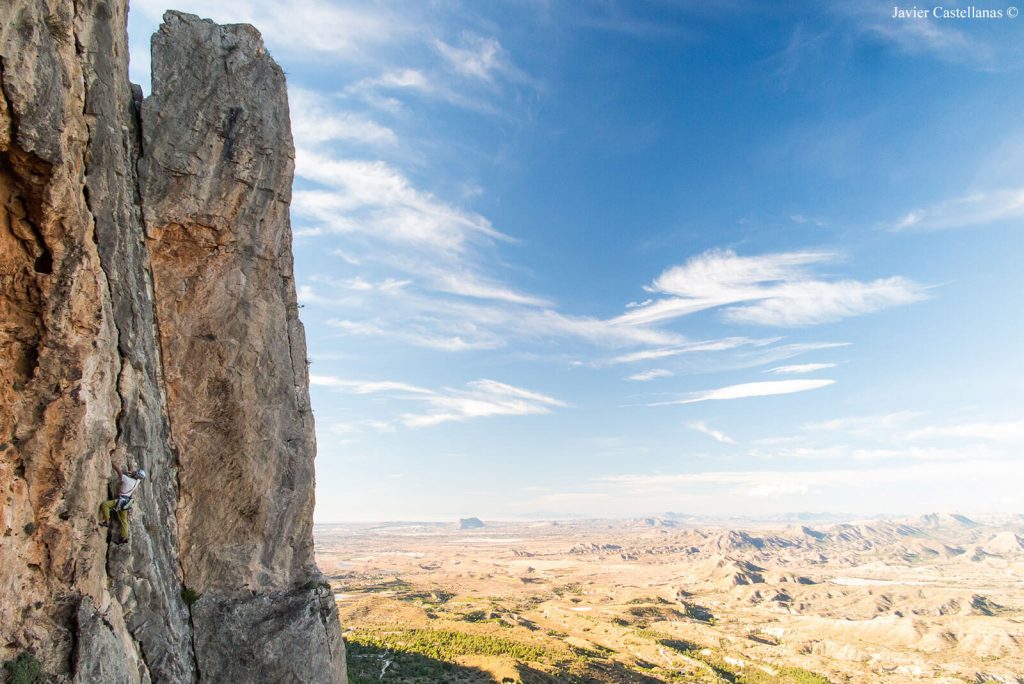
left=311, top=375, right=566, bottom=429
left=354, top=68, right=434, bottom=93
left=724, top=277, right=924, bottom=326
left=311, top=281, right=690, bottom=351
left=289, top=87, right=397, bottom=147
left=434, top=34, right=506, bottom=81
left=595, top=458, right=1024, bottom=498
left=891, top=187, right=1024, bottom=232
left=651, top=379, right=835, bottom=406
left=907, top=420, right=1024, bottom=444
left=346, top=67, right=504, bottom=115
left=804, top=411, right=925, bottom=436
left=400, top=379, right=567, bottom=428
left=324, top=316, right=506, bottom=351
left=132, top=0, right=408, bottom=60
left=327, top=418, right=396, bottom=435
left=607, top=336, right=780, bottom=365
left=309, top=375, right=433, bottom=395
left=292, top=150, right=508, bottom=253
left=689, top=421, right=736, bottom=444
left=617, top=249, right=925, bottom=328
left=627, top=368, right=674, bottom=382
left=432, top=272, right=550, bottom=306
left=838, top=3, right=1000, bottom=69
left=751, top=444, right=980, bottom=463
left=747, top=482, right=810, bottom=497
left=311, top=275, right=411, bottom=293
left=765, top=363, right=837, bottom=374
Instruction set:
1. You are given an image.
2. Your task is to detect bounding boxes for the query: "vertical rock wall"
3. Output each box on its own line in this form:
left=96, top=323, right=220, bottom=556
left=140, top=12, right=346, bottom=683
left=0, top=3, right=344, bottom=682
left=1, top=0, right=136, bottom=677
left=77, top=1, right=196, bottom=679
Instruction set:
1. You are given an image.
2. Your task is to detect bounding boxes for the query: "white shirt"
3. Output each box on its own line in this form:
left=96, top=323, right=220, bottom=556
left=119, top=474, right=140, bottom=497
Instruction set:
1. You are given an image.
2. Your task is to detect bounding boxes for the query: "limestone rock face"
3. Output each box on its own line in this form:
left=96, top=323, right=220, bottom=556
left=191, top=587, right=347, bottom=684
left=0, top=4, right=344, bottom=682
left=140, top=11, right=315, bottom=596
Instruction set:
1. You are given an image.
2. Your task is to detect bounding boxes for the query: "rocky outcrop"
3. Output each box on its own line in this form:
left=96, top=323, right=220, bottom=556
left=140, top=12, right=346, bottom=682
left=0, top=4, right=344, bottom=682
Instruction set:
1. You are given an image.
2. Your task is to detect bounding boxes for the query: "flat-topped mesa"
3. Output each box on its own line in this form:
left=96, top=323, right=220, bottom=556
left=1, top=4, right=345, bottom=682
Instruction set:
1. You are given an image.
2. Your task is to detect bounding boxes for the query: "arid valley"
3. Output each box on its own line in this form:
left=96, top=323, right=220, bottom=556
left=316, top=515, right=1024, bottom=683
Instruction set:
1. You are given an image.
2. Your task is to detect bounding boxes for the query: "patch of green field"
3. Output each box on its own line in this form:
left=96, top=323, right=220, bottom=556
left=342, top=584, right=833, bottom=684
left=346, top=640, right=492, bottom=684
left=346, top=628, right=556, bottom=663
left=345, top=577, right=413, bottom=594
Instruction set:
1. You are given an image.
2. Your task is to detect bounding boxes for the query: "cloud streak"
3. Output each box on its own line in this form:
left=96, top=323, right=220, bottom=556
left=627, top=368, right=674, bottom=382
left=595, top=458, right=1024, bottom=498
left=293, top=150, right=508, bottom=252
left=907, top=420, right=1024, bottom=444
left=765, top=363, right=837, bottom=374
left=891, top=187, right=1024, bottom=232
left=651, top=379, right=836, bottom=405
left=689, top=421, right=736, bottom=444
left=309, top=375, right=566, bottom=428
left=289, top=87, right=397, bottom=147
left=617, top=249, right=926, bottom=328
left=401, top=379, right=568, bottom=428
left=133, top=0, right=410, bottom=61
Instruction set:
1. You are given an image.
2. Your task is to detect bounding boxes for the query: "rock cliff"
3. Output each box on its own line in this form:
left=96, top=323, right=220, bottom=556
left=0, top=4, right=345, bottom=682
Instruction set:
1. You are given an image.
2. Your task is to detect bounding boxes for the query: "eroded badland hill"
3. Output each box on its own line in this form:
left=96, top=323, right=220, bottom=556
left=318, top=515, right=1024, bottom=683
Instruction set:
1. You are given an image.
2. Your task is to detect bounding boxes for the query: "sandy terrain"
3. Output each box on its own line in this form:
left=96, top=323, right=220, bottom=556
left=316, top=514, right=1024, bottom=683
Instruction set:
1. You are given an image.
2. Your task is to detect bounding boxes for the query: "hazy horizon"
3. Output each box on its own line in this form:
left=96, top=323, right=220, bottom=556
left=126, top=1, right=1024, bottom=522
left=312, top=510, right=1016, bottom=526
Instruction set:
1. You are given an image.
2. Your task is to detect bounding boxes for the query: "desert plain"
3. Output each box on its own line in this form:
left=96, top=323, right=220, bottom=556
left=315, top=514, right=1024, bottom=683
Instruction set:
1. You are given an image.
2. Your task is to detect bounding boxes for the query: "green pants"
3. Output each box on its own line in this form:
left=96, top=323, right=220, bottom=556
left=100, top=499, right=130, bottom=541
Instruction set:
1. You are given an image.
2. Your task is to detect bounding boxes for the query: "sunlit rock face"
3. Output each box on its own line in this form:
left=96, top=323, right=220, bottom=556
left=0, top=4, right=344, bottom=681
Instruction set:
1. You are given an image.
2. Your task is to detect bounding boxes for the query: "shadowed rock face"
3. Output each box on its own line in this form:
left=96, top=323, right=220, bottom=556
left=0, top=4, right=345, bottom=682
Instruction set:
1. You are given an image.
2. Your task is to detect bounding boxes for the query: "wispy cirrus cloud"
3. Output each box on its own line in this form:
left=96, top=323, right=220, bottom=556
left=341, top=31, right=536, bottom=116
left=765, top=363, right=837, bottom=374
left=689, top=421, right=736, bottom=444
left=293, top=150, right=508, bottom=252
left=310, top=375, right=433, bottom=395
left=651, top=379, right=836, bottom=406
left=313, top=289, right=688, bottom=352
left=310, top=375, right=566, bottom=428
left=617, top=249, right=926, bottom=328
left=289, top=87, right=397, bottom=147
left=402, top=379, right=567, bottom=428
left=890, top=187, right=1024, bottom=231
left=907, top=420, right=1024, bottom=444
left=132, top=0, right=410, bottom=61
left=803, top=411, right=925, bottom=436
left=817, top=2, right=1020, bottom=72
left=434, top=34, right=507, bottom=82
left=627, top=368, right=673, bottom=382
left=594, top=457, right=1024, bottom=499
left=606, top=336, right=781, bottom=365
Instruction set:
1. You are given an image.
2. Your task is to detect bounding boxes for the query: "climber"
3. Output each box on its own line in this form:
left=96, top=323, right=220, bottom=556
left=99, top=463, right=147, bottom=544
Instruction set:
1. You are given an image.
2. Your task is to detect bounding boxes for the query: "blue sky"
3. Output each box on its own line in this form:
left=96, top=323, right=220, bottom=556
left=128, top=1, right=1024, bottom=522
